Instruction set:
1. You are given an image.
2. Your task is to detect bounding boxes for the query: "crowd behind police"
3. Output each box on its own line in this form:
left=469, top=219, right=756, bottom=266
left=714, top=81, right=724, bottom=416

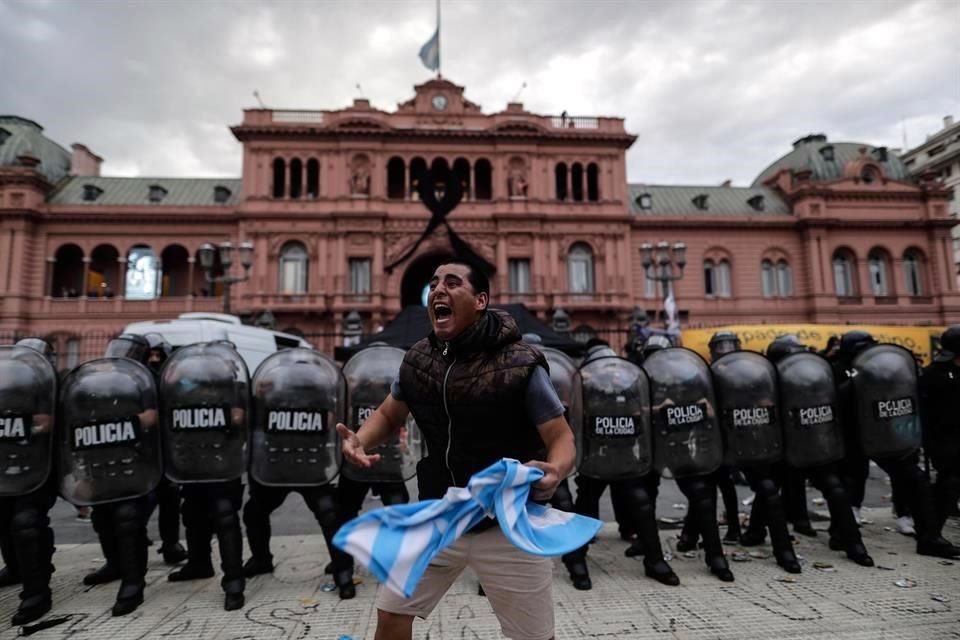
left=0, top=319, right=957, bottom=627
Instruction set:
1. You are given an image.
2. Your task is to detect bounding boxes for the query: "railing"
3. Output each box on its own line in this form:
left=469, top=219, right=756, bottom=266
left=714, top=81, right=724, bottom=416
left=271, top=110, right=325, bottom=124
left=874, top=296, right=899, bottom=305
left=549, top=116, right=600, bottom=130
left=837, top=296, right=863, bottom=305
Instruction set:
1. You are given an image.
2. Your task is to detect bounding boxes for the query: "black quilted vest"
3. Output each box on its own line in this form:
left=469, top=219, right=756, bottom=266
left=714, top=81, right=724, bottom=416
left=399, top=309, right=547, bottom=499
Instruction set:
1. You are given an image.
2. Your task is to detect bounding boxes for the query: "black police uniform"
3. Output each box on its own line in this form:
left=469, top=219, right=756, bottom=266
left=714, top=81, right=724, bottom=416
left=0, top=339, right=59, bottom=625
left=836, top=332, right=959, bottom=559
left=921, top=326, right=960, bottom=533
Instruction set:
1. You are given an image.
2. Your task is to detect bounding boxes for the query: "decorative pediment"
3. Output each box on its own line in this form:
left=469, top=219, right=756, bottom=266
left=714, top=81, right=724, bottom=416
left=492, top=121, right=548, bottom=135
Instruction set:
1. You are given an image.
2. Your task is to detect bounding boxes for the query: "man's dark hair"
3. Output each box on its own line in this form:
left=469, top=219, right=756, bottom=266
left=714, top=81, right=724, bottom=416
left=444, top=260, right=490, bottom=297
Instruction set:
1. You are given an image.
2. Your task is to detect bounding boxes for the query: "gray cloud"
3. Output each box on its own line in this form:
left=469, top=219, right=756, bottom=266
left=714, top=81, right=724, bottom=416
left=2, top=0, right=957, bottom=184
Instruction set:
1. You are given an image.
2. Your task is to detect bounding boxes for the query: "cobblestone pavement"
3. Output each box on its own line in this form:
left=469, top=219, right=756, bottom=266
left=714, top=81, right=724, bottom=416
left=1, top=510, right=957, bottom=639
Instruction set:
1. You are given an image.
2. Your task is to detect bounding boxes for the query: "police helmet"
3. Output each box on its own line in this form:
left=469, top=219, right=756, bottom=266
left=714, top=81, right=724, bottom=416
left=15, top=338, right=57, bottom=368
left=766, top=334, right=807, bottom=363
left=838, top=330, right=877, bottom=356
left=143, top=332, right=172, bottom=359
left=521, top=332, right=543, bottom=345
left=709, top=331, right=741, bottom=359
left=642, top=335, right=672, bottom=357
left=105, top=333, right=150, bottom=363
left=941, top=325, right=960, bottom=355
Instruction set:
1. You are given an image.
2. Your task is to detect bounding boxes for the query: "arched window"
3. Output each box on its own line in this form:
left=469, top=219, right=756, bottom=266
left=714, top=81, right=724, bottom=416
left=89, top=244, right=120, bottom=298
left=306, top=159, right=320, bottom=198
left=868, top=249, right=891, bottom=296
left=832, top=249, right=857, bottom=297
left=51, top=244, right=84, bottom=297
left=125, top=245, right=160, bottom=300
left=776, top=260, right=793, bottom=297
left=279, top=242, right=308, bottom=294
left=409, top=157, right=427, bottom=200
left=160, top=244, right=190, bottom=296
left=555, top=163, right=568, bottom=201
left=571, top=163, right=584, bottom=202
left=568, top=243, right=594, bottom=294
left=272, top=158, right=286, bottom=198
left=474, top=158, right=492, bottom=200
left=386, top=157, right=405, bottom=199
left=704, top=259, right=732, bottom=297
left=903, top=249, right=925, bottom=297
left=453, top=158, right=471, bottom=200
left=586, top=163, right=599, bottom=201
left=761, top=260, right=776, bottom=298
left=289, top=158, right=303, bottom=199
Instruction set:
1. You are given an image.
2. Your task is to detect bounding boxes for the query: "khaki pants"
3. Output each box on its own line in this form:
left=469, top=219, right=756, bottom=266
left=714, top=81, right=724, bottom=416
left=376, top=526, right=555, bottom=640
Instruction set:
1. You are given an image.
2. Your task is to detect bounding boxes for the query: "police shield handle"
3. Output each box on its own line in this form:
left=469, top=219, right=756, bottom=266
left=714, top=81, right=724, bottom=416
left=336, top=422, right=382, bottom=468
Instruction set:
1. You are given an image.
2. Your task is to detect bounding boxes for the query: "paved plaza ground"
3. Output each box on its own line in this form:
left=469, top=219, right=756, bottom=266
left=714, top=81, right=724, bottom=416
left=2, top=468, right=958, bottom=639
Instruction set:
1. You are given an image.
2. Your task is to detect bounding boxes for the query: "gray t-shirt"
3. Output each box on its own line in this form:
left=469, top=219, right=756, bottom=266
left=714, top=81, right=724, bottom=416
left=390, top=365, right=565, bottom=426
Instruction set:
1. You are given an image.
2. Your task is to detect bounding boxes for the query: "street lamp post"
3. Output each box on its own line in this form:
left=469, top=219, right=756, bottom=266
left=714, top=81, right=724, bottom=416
left=639, top=240, right=686, bottom=330
left=197, top=240, right=254, bottom=315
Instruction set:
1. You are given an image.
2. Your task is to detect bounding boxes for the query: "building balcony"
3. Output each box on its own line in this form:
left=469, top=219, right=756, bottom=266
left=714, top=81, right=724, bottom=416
left=35, top=296, right=225, bottom=316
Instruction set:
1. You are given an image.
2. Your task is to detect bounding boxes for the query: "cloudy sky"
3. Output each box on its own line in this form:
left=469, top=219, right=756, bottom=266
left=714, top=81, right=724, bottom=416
left=3, top=0, right=958, bottom=186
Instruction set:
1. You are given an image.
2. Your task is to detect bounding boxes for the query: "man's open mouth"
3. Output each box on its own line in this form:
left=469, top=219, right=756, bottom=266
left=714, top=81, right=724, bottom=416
left=433, top=303, right=452, bottom=324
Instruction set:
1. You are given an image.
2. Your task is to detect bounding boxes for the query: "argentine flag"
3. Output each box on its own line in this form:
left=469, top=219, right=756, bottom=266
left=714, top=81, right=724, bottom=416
left=333, top=459, right=602, bottom=598
left=419, top=28, right=440, bottom=72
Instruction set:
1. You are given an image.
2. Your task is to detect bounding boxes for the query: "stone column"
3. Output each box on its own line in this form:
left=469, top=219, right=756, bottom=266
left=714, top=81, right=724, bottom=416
left=81, top=257, right=91, bottom=298
left=187, top=257, right=196, bottom=297
left=44, top=256, right=55, bottom=298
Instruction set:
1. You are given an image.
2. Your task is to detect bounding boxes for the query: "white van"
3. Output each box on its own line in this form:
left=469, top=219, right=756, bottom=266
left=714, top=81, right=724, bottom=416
left=122, top=312, right=312, bottom=373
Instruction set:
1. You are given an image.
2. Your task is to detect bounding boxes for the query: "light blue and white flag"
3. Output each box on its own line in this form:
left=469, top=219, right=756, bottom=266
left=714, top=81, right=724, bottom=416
left=418, top=28, right=439, bottom=72
left=333, top=458, right=602, bottom=598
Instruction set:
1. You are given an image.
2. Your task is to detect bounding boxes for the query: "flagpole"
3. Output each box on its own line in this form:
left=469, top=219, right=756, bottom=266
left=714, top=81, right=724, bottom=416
left=436, top=0, right=441, bottom=78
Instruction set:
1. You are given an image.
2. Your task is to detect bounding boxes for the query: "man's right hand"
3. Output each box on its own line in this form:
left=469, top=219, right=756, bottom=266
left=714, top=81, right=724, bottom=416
left=336, top=423, right=381, bottom=468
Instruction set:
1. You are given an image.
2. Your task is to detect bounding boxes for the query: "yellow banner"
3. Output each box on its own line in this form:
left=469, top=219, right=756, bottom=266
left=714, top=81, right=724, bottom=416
left=681, top=324, right=945, bottom=366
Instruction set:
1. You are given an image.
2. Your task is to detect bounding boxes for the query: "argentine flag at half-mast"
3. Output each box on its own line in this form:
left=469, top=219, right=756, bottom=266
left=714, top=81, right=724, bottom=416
left=419, top=27, right=439, bottom=72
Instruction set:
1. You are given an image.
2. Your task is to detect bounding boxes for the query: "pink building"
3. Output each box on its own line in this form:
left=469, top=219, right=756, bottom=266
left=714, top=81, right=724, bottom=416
left=1, top=79, right=957, bottom=367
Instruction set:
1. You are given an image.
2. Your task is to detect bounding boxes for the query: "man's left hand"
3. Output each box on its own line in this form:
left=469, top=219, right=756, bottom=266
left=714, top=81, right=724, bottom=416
left=523, top=460, right=560, bottom=501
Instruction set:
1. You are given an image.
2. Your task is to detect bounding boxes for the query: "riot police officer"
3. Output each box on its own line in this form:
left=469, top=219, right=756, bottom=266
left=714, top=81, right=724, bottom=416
left=567, top=348, right=679, bottom=589
left=243, top=348, right=353, bottom=599
left=711, top=348, right=801, bottom=573
left=752, top=336, right=874, bottom=566
left=161, top=338, right=249, bottom=610
left=62, top=334, right=162, bottom=617
left=835, top=331, right=959, bottom=559
left=675, top=332, right=745, bottom=551
left=920, top=326, right=960, bottom=537
left=142, top=333, right=187, bottom=565
left=645, top=346, right=733, bottom=581
left=0, top=339, right=59, bottom=624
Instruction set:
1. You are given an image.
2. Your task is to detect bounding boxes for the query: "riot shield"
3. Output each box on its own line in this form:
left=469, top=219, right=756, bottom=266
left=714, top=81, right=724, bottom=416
left=343, top=344, right=423, bottom=483
left=250, top=348, right=342, bottom=486
left=540, top=347, right=577, bottom=413
left=711, top=350, right=782, bottom=466
left=0, top=346, right=57, bottom=496
left=775, top=352, right=845, bottom=468
left=644, top=347, right=723, bottom=478
left=59, top=358, right=162, bottom=506
left=851, top=344, right=922, bottom=459
left=571, top=355, right=652, bottom=480
left=159, top=342, right=249, bottom=483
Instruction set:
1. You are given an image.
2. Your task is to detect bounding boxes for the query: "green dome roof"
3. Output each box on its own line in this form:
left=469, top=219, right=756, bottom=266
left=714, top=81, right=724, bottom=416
left=752, top=134, right=910, bottom=187
left=0, top=116, right=71, bottom=184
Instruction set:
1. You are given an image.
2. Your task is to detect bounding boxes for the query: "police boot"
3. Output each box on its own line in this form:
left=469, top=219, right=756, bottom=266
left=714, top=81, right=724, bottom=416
left=157, top=480, right=184, bottom=564
left=562, top=545, right=591, bottom=590
left=10, top=508, right=53, bottom=626
left=160, top=542, right=187, bottom=565
left=756, top=480, right=801, bottom=574
left=917, top=537, right=960, bottom=560
left=212, top=498, right=245, bottom=611
left=740, top=499, right=767, bottom=546
left=241, top=492, right=274, bottom=578
left=85, top=506, right=120, bottom=585
left=168, top=523, right=214, bottom=582
left=690, top=486, right=733, bottom=582
left=631, top=485, right=680, bottom=586
left=675, top=516, right=699, bottom=552
left=111, top=502, right=146, bottom=617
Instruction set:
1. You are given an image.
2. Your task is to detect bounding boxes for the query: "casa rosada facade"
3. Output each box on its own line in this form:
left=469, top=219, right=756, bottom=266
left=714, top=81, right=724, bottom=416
left=0, top=78, right=958, bottom=364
